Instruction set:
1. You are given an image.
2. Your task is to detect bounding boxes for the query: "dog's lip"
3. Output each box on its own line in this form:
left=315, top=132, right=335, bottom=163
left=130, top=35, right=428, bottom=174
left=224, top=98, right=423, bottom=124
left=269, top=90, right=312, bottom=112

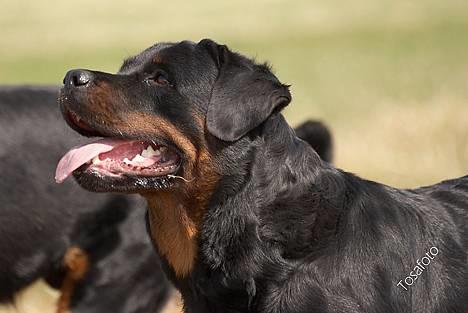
left=74, top=160, right=181, bottom=180
left=61, top=105, right=107, bottom=138
left=66, top=110, right=95, bottom=134
left=72, top=166, right=180, bottom=192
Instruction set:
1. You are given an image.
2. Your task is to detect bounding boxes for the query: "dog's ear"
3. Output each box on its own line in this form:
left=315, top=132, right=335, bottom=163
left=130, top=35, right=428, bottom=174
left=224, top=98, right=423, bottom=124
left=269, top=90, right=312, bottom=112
left=199, top=39, right=291, bottom=142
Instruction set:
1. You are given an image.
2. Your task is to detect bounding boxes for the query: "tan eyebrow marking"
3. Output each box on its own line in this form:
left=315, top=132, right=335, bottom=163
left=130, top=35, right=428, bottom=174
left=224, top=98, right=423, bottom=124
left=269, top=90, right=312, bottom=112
left=153, top=54, right=164, bottom=64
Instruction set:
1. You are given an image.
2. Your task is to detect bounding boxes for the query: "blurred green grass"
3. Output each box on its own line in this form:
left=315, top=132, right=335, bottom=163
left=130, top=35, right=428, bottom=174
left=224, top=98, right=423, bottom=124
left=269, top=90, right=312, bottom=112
left=1, top=0, right=467, bottom=187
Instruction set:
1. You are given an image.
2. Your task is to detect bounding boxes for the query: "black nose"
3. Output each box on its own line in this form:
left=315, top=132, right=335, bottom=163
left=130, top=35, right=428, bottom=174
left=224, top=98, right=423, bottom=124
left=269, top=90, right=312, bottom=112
left=63, top=69, right=93, bottom=87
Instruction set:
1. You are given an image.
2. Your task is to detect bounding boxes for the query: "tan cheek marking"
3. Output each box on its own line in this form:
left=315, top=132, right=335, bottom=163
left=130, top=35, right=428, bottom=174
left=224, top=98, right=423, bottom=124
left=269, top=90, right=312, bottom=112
left=123, top=112, right=197, bottom=167
left=153, top=54, right=163, bottom=64
left=86, top=82, right=119, bottom=122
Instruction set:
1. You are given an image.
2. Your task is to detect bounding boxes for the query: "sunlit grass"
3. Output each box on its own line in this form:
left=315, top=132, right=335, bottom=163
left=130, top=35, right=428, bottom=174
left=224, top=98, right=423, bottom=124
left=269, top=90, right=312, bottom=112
left=1, top=0, right=467, bottom=187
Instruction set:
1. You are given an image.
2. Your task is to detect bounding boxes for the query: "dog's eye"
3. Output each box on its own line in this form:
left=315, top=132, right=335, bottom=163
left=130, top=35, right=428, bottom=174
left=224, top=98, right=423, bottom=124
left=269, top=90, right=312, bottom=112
left=145, top=71, right=171, bottom=87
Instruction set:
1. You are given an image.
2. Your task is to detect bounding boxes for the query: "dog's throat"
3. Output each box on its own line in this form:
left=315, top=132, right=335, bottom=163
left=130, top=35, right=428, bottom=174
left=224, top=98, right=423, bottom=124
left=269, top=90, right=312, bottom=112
left=146, top=193, right=200, bottom=278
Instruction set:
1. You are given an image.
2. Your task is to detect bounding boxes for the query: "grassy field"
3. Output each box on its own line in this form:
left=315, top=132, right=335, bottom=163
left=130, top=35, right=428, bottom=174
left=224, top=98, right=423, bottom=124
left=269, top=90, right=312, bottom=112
left=1, top=0, right=467, bottom=187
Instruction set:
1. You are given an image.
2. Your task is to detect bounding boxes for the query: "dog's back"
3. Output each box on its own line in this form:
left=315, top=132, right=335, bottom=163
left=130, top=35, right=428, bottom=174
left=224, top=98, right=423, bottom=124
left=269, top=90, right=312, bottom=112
left=416, top=175, right=468, bottom=248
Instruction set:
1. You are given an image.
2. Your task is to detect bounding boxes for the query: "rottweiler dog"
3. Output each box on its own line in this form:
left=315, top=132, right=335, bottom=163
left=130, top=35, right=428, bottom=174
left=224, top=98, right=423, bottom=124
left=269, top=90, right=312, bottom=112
left=57, top=39, right=467, bottom=313
left=0, top=86, right=170, bottom=313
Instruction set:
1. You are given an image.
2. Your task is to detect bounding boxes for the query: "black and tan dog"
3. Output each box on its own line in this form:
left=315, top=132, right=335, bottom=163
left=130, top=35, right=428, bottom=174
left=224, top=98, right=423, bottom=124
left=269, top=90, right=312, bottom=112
left=57, top=40, right=467, bottom=313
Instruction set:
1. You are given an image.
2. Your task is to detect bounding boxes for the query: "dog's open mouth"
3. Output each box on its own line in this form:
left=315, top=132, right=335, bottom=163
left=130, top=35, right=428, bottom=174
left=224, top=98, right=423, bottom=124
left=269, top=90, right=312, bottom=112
left=55, top=139, right=180, bottom=184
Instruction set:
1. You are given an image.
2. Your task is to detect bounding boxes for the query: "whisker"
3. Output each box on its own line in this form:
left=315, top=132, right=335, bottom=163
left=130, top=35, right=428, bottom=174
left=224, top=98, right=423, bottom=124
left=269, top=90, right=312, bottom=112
left=167, top=174, right=194, bottom=183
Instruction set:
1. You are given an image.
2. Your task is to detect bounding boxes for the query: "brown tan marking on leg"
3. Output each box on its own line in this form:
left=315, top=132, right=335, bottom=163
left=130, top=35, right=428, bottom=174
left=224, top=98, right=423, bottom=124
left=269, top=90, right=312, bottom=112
left=56, top=246, right=89, bottom=313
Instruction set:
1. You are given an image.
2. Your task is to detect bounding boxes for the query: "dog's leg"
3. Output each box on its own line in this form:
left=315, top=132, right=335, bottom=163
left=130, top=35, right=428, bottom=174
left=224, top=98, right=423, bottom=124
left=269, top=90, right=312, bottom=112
left=56, top=247, right=89, bottom=313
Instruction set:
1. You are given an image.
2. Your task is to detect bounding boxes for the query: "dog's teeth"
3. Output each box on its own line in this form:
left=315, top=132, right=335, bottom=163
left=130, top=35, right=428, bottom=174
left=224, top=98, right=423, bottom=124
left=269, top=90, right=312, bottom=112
left=131, top=154, right=146, bottom=162
left=141, top=147, right=151, bottom=158
left=141, top=145, right=161, bottom=158
left=92, top=156, right=101, bottom=165
left=123, top=158, right=132, bottom=165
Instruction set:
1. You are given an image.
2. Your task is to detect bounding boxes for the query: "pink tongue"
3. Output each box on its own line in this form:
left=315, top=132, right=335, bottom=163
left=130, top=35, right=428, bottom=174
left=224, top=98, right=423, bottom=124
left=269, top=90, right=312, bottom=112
left=55, top=139, right=126, bottom=183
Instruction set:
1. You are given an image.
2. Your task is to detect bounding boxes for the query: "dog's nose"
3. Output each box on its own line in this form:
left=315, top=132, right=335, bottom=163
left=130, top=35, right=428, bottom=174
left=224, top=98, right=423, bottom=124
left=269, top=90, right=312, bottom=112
left=63, top=69, right=93, bottom=87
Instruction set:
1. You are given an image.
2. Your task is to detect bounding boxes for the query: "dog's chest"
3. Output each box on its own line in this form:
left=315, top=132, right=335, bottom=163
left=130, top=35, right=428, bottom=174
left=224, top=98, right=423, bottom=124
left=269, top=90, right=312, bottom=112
left=147, top=198, right=199, bottom=278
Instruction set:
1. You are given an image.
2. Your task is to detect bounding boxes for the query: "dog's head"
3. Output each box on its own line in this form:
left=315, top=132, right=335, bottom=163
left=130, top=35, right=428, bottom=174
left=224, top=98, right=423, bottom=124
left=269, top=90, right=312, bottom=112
left=56, top=39, right=291, bottom=194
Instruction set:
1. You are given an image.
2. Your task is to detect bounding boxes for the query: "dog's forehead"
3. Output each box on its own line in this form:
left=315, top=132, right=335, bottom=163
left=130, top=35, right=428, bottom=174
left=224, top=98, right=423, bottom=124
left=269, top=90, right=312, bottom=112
left=118, top=41, right=197, bottom=74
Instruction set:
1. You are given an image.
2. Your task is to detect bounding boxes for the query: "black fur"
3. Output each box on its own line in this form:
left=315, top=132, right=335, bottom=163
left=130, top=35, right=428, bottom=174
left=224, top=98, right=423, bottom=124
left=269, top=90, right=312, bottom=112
left=294, top=120, right=333, bottom=163
left=202, top=40, right=291, bottom=142
left=0, top=86, right=169, bottom=312
left=60, top=39, right=467, bottom=313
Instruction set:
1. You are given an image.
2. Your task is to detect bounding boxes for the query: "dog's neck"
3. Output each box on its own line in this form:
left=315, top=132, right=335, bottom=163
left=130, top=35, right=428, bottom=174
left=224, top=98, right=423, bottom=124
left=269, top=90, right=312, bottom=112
left=196, top=115, right=345, bottom=299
